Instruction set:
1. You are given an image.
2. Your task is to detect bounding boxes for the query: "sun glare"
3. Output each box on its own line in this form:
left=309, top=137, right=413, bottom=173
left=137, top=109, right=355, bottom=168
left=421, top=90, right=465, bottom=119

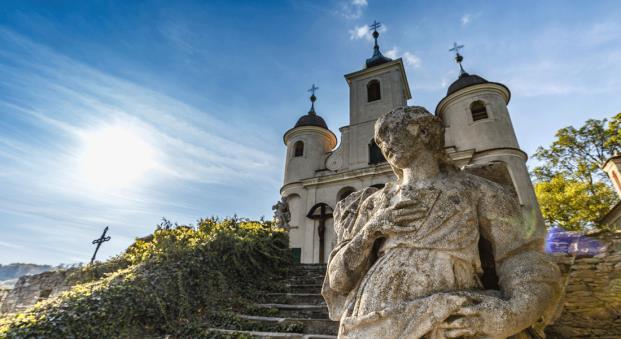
left=77, top=125, right=157, bottom=191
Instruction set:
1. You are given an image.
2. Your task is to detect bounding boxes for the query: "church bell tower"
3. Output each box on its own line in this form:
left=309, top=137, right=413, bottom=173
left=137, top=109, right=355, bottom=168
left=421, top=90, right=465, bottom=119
left=345, top=21, right=411, bottom=126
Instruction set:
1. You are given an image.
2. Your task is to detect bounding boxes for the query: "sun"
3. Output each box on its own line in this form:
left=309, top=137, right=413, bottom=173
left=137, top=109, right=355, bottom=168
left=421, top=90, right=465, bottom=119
left=77, top=125, right=157, bottom=191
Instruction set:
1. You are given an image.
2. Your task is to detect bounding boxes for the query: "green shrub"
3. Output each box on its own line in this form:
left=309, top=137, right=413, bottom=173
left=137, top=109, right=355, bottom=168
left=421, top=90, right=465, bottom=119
left=0, top=218, right=291, bottom=338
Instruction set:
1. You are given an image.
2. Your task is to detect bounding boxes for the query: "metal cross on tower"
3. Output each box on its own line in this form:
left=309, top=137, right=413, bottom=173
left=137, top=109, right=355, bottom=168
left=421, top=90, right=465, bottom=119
left=449, top=42, right=467, bottom=75
left=308, top=84, right=319, bottom=96
left=449, top=42, right=464, bottom=56
left=370, top=20, right=382, bottom=32
left=369, top=20, right=382, bottom=48
left=308, top=84, right=319, bottom=114
left=90, top=226, right=111, bottom=264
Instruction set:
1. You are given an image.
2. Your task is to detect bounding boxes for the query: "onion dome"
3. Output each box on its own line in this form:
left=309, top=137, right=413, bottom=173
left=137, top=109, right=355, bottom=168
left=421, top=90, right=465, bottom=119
left=293, top=84, right=329, bottom=130
left=365, top=21, right=392, bottom=68
left=444, top=42, right=508, bottom=97
left=447, top=73, right=488, bottom=96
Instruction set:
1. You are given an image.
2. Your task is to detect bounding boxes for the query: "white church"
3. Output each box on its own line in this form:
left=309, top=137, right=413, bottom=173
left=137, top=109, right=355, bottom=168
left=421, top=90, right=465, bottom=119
left=280, top=24, right=540, bottom=264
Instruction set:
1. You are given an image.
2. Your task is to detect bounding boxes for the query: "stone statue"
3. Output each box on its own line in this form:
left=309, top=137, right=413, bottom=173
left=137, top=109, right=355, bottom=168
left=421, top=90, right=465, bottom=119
left=322, top=106, right=561, bottom=338
left=272, top=197, right=291, bottom=229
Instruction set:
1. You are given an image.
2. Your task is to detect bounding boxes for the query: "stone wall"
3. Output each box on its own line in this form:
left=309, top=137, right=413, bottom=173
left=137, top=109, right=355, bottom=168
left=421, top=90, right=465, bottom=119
left=0, top=269, right=76, bottom=315
left=546, top=230, right=621, bottom=338
left=0, top=289, right=9, bottom=306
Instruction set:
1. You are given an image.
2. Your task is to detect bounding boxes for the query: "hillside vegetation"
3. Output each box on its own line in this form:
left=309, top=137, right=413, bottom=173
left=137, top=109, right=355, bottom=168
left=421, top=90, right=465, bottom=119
left=0, top=218, right=290, bottom=338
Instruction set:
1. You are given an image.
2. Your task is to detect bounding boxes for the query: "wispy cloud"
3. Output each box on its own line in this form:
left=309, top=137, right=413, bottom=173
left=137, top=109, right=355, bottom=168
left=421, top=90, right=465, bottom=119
left=461, top=14, right=471, bottom=26
left=339, top=0, right=368, bottom=20
left=0, top=28, right=281, bottom=264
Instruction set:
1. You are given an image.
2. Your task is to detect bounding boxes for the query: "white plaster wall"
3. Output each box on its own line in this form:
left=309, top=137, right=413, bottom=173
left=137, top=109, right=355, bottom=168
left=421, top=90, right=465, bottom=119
left=442, top=89, right=519, bottom=151
left=348, top=65, right=408, bottom=125
left=284, top=130, right=334, bottom=185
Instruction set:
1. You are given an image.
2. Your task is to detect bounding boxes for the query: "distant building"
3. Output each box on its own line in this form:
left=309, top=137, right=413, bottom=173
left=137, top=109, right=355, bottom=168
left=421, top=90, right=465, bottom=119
left=280, top=26, right=541, bottom=263
left=601, top=154, right=621, bottom=229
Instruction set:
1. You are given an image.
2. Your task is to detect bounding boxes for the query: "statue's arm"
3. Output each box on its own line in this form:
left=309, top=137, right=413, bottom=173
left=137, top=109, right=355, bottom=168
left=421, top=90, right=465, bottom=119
left=327, top=227, right=378, bottom=293
left=325, top=189, right=384, bottom=294
left=476, top=180, right=561, bottom=333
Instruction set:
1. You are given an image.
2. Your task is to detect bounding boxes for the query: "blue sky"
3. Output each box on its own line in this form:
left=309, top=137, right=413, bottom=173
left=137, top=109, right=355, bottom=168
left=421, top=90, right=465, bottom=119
left=1, top=0, right=620, bottom=265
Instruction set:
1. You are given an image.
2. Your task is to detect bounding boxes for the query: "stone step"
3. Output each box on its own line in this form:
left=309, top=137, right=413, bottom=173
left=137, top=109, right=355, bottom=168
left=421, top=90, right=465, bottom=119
left=206, top=328, right=336, bottom=339
left=293, top=264, right=327, bottom=271
left=237, top=315, right=338, bottom=336
left=255, top=303, right=330, bottom=319
left=286, top=276, right=325, bottom=285
left=287, top=284, right=323, bottom=294
left=264, top=293, right=326, bottom=305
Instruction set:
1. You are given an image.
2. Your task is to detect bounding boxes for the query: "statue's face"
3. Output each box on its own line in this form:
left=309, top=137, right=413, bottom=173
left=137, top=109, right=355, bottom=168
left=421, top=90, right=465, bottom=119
left=375, top=110, right=426, bottom=170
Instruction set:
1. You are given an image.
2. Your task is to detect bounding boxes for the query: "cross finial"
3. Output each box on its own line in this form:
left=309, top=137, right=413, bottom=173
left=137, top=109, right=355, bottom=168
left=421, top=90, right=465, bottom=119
left=369, top=20, right=381, bottom=48
left=308, top=84, right=319, bottom=97
left=449, top=42, right=464, bottom=56
left=448, top=42, right=467, bottom=75
left=308, top=84, right=319, bottom=114
left=370, top=20, right=381, bottom=32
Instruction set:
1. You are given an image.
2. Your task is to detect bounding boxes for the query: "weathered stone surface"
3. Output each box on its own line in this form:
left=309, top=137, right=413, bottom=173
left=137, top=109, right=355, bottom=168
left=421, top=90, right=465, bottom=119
left=546, top=230, right=621, bottom=338
left=0, top=289, right=9, bottom=306
left=0, top=269, right=77, bottom=314
left=322, top=106, right=561, bottom=338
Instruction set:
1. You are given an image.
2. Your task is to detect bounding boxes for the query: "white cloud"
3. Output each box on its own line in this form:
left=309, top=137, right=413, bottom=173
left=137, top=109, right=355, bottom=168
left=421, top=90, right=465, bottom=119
left=461, top=14, right=471, bottom=26
left=403, top=52, right=422, bottom=68
left=349, top=23, right=386, bottom=41
left=349, top=25, right=369, bottom=40
left=340, top=0, right=368, bottom=19
left=384, top=47, right=398, bottom=59
left=383, top=47, right=421, bottom=68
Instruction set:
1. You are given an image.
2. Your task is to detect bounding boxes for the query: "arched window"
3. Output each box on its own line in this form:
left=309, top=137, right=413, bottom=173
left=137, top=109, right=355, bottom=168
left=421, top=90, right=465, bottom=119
left=293, top=141, right=304, bottom=157
left=470, top=100, right=488, bottom=121
left=368, top=139, right=386, bottom=164
left=367, top=80, right=381, bottom=102
left=337, top=187, right=356, bottom=201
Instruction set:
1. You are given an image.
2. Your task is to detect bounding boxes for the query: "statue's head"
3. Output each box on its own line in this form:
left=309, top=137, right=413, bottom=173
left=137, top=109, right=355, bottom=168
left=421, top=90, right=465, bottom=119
left=374, top=106, right=452, bottom=178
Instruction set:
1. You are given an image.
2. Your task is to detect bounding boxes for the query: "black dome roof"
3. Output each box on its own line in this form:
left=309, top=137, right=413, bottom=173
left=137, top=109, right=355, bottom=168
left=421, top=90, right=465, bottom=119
left=294, top=112, right=328, bottom=129
left=446, top=73, right=488, bottom=95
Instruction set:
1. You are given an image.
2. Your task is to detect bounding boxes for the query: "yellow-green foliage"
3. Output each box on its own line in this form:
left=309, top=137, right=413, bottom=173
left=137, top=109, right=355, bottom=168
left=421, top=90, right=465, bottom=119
left=532, top=113, right=621, bottom=230
left=0, top=218, right=290, bottom=338
left=535, top=175, right=618, bottom=231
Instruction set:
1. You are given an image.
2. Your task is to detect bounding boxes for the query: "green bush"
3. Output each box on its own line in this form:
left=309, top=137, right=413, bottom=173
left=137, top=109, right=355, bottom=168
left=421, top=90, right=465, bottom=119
left=0, top=218, right=291, bottom=338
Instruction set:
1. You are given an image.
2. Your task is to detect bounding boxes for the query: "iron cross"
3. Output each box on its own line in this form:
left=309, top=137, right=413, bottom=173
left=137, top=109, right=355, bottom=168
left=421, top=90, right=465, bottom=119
left=90, top=226, right=111, bottom=264
left=369, top=20, right=381, bottom=32
left=308, top=84, right=319, bottom=96
left=449, top=42, right=464, bottom=56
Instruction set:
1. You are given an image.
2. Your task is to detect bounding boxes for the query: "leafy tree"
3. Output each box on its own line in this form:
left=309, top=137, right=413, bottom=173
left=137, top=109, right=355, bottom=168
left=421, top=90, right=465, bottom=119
left=532, top=113, right=621, bottom=230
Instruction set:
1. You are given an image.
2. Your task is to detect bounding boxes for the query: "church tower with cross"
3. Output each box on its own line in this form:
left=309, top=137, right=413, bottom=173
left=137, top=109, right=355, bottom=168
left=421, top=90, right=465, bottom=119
left=281, top=23, right=538, bottom=264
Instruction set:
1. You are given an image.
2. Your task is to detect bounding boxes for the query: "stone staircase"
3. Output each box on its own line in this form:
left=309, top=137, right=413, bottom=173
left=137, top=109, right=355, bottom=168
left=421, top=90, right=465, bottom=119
left=208, top=264, right=338, bottom=338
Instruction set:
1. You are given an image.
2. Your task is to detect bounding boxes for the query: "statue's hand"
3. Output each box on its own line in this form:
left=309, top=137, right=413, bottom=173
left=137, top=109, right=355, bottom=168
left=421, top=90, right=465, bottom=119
left=361, top=200, right=428, bottom=242
left=360, top=207, right=393, bottom=242
left=439, top=297, right=515, bottom=338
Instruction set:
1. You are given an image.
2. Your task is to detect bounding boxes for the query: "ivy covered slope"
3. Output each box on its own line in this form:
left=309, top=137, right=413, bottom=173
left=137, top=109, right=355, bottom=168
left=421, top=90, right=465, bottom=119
left=0, top=218, right=291, bottom=338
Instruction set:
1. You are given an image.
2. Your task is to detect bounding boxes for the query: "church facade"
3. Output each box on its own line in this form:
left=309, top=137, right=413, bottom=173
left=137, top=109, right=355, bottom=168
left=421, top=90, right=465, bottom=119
left=280, top=29, right=540, bottom=264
